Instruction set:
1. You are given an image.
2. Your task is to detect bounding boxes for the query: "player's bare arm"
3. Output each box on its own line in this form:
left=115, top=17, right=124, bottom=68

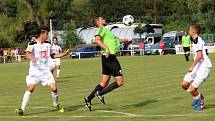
left=187, top=51, right=203, bottom=72
left=51, top=49, right=72, bottom=59
left=118, top=39, right=132, bottom=44
left=25, top=51, right=37, bottom=62
left=95, top=36, right=110, bottom=58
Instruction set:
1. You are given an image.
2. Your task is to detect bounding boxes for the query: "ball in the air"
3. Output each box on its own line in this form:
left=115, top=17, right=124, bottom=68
left=123, top=15, right=134, bottom=26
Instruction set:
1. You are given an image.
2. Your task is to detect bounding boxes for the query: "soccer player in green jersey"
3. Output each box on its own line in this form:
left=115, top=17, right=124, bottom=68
left=182, top=32, right=191, bottom=61
left=83, top=16, right=132, bottom=111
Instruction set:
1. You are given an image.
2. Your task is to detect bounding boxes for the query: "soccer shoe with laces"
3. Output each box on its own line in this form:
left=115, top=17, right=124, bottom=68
left=53, top=104, right=64, bottom=112
left=15, top=108, right=24, bottom=116
left=95, top=91, right=105, bottom=104
left=83, top=97, right=92, bottom=111
left=191, top=94, right=204, bottom=106
left=194, top=102, right=206, bottom=110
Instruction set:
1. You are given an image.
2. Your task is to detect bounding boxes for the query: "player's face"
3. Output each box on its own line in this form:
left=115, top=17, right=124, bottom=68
left=53, top=39, right=58, bottom=44
left=41, top=31, right=49, bottom=41
left=99, top=17, right=107, bottom=26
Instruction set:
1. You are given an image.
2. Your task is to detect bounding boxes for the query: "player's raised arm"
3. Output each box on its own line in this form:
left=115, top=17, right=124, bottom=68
left=118, top=39, right=132, bottom=44
left=51, top=48, right=72, bottom=59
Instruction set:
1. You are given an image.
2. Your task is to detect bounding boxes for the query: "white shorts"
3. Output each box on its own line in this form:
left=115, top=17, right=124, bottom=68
left=50, top=58, right=60, bottom=70
left=52, top=58, right=61, bottom=66
left=184, top=66, right=211, bottom=88
left=26, top=70, right=55, bottom=86
left=158, top=49, right=163, bottom=52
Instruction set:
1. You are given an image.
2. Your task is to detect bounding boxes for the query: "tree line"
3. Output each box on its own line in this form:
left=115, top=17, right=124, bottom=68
left=0, top=0, right=214, bottom=48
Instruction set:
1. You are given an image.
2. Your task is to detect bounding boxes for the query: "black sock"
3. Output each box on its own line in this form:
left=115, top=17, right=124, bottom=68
left=87, top=84, right=103, bottom=101
left=99, top=82, right=119, bottom=95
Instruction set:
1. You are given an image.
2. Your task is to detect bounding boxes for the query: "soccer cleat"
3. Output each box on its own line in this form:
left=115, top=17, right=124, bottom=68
left=194, top=103, right=205, bottom=110
left=53, top=104, right=64, bottom=112
left=15, top=108, right=24, bottom=116
left=83, top=97, right=92, bottom=111
left=191, top=94, right=204, bottom=106
left=95, top=91, right=105, bottom=104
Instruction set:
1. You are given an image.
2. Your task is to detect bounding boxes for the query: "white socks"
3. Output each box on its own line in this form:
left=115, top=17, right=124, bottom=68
left=21, top=91, right=32, bottom=111
left=57, top=69, right=60, bottom=78
left=51, top=92, right=58, bottom=105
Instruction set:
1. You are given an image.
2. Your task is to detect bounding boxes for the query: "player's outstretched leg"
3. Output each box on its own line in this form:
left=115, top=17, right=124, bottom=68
left=96, top=76, right=124, bottom=104
left=16, top=85, right=34, bottom=116
left=83, top=84, right=104, bottom=111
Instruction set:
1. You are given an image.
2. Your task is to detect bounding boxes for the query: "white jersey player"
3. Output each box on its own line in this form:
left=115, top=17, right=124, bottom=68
left=15, top=25, right=71, bottom=115
left=181, top=24, right=212, bottom=110
left=51, top=37, right=62, bottom=79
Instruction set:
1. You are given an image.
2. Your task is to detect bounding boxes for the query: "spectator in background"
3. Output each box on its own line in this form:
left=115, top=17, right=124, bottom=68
left=139, top=41, right=144, bottom=55
left=7, top=48, right=12, bottom=63
left=0, top=48, right=3, bottom=63
left=159, top=40, right=165, bottom=55
left=147, top=38, right=153, bottom=46
left=182, top=32, right=191, bottom=61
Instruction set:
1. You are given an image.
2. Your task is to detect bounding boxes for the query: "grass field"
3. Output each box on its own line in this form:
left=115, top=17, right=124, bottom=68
left=0, top=54, right=215, bottom=121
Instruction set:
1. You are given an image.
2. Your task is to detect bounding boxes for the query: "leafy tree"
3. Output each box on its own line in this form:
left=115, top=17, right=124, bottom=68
left=61, top=20, right=81, bottom=48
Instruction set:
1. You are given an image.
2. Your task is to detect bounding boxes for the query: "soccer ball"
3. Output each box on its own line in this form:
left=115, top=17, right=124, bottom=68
left=122, top=15, right=134, bottom=26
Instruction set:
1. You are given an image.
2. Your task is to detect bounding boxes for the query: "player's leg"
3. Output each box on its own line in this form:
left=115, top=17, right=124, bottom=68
left=56, top=59, right=61, bottom=79
left=16, top=75, right=37, bottom=115
left=56, top=65, right=60, bottom=79
left=49, top=83, right=58, bottom=106
left=95, top=56, right=123, bottom=101
left=83, top=56, right=111, bottom=111
left=86, top=75, right=110, bottom=102
left=49, top=83, right=64, bottom=112
left=97, top=75, right=123, bottom=96
left=190, top=68, right=210, bottom=110
left=84, top=75, right=110, bottom=111
left=181, top=72, right=199, bottom=106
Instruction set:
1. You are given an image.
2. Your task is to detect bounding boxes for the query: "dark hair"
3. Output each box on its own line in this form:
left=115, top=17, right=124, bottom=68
left=36, top=25, right=50, bottom=36
left=53, top=36, right=58, bottom=41
left=190, top=24, right=200, bottom=34
left=92, top=16, right=102, bottom=26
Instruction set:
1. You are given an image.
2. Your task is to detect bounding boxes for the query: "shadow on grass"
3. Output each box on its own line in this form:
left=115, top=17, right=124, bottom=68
left=24, top=109, right=57, bottom=116
left=55, top=75, right=82, bottom=83
left=122, top=99, right=158, bottom=108
left=64, top=104, right=83, bottom=111
left=205, top=104, right=215, bottom=109
left=172, top=97, right=183, bottom=100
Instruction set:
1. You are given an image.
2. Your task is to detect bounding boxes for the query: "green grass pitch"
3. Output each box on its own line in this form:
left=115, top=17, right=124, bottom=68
left=0, top=54, right=215, bottom=121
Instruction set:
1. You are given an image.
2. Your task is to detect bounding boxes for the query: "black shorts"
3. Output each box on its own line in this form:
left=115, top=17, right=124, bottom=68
left=102, top=55, right=122, bottom=77
left=183, top=47, right=190, bottom=52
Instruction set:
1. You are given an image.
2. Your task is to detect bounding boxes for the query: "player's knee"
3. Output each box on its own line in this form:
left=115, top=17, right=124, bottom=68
left=100, top=82, right=109, bottom=87
left=27, top=85, right=35, bottom=93
left=116, top=80, right=124, bottom=86
left=181, top=81, right=189, bottom=90
left=189, top=86, right=197, bottom=94
left=50, top=84, right=58, bottom=92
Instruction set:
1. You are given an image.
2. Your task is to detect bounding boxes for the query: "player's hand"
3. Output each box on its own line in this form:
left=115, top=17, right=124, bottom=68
left=127, top=39, right=132, bottom=44
left=187, top=66, right=194, bottom=72
left=31, top=57, right=38, bottom=62
left=105, top=48, right=110, bottom=58
left=65, top=49, right=72, bottom=55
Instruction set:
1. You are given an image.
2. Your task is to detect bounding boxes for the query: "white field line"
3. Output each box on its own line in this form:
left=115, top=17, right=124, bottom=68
left=1, top=106, right=215, bottom=117
left=97, top=110, right=138, bottom=116
left=1, top=114, right=215, bottom=118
